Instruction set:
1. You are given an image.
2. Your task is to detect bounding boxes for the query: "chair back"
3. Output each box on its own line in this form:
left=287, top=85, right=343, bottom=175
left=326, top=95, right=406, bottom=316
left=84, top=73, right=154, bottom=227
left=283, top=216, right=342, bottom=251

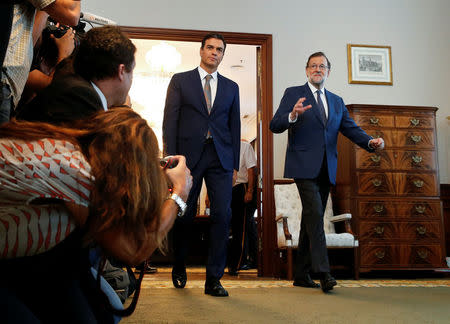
left=274, top=182, right=337, bottom=248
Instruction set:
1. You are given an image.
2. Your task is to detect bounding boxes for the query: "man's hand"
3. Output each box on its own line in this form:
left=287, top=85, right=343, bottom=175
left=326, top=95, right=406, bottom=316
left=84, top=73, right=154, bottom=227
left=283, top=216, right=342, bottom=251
left=369, top=137, right=385, bottom=151
left=290, top=97, right=312, bottom=121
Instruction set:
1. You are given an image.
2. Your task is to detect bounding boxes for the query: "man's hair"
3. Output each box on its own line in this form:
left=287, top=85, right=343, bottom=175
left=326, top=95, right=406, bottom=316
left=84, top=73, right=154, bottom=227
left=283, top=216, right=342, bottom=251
left=201, top=33, right=227, bottom=51
left=0, top=108, right=167, bottom=251
left=306, top=51, right=331, bottom=69
left=74, top=26, right=136, bottom=81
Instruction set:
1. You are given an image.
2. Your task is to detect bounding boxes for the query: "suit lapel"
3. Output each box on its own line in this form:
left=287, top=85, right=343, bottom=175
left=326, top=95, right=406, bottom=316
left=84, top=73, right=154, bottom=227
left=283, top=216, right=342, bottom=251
left=190, top=69, right=209, bottom=114
left=211, top=73, right=224, bottom=114
left=324, top=89, right=334, bottom=127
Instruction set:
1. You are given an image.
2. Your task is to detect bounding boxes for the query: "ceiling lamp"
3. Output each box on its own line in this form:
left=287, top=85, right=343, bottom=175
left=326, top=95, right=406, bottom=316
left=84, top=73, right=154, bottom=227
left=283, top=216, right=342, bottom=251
left=145, top=42, right=181, bottom=74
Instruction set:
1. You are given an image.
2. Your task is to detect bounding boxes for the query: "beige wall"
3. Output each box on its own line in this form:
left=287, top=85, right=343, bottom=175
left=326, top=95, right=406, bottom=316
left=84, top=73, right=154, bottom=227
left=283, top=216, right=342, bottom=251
left=83, top=0, right=450, bottom=183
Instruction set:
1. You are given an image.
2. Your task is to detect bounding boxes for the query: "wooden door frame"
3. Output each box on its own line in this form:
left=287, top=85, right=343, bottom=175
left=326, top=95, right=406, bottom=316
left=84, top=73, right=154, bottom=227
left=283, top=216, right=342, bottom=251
left=120, top=26, right=276, bottom=277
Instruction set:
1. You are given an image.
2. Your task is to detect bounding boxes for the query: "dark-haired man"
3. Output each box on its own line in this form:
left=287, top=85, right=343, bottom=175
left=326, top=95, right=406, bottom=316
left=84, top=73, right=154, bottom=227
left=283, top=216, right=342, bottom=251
left=163, top=33, right=240, bottom=297
left=17, top=25, right=136, bottom=123
left=270, top=52, right=384, bottom=292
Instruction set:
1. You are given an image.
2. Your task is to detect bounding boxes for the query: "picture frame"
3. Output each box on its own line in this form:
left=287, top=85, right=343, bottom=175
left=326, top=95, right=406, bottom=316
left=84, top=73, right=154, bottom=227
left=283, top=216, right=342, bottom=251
left=347, top=44, right=393, bottom=85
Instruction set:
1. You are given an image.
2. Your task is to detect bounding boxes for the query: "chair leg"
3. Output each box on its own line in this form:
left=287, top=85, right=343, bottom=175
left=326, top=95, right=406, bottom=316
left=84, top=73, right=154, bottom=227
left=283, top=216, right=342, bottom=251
left=354, top=247, right=360, bottom=280
left=287, top=247, right=293, bottom=280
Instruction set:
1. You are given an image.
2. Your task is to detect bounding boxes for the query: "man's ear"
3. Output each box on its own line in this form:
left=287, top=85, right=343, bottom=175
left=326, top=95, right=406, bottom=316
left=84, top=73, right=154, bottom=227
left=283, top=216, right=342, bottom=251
left=118, top=64, right=126, bottom=81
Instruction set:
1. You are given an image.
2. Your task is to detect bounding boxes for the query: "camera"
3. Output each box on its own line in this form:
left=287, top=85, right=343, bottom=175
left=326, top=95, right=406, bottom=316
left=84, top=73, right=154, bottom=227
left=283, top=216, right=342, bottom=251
left=160, top=156, right=178, bottom=169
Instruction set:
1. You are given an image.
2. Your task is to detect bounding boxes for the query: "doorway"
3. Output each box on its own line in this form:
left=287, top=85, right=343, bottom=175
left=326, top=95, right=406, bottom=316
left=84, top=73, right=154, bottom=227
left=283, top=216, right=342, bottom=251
left=121, top=26, right=275, bottom=277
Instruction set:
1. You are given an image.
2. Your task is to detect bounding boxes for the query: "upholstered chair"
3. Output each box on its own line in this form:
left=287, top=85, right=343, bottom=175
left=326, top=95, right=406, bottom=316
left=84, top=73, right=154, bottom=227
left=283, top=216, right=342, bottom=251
left=274, top=181, right=359, bottom=279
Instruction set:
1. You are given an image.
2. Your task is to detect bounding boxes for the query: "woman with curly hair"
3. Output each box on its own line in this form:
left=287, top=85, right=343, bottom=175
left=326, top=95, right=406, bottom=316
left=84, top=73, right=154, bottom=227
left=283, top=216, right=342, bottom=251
left=0, top=107, right=192, bottom=323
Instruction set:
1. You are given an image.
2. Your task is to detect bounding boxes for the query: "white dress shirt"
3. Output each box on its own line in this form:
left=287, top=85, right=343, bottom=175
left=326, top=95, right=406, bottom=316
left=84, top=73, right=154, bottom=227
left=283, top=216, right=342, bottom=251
left=198, top=66, right=218, bottom=107
left=90, top=81, right=108, bottom=111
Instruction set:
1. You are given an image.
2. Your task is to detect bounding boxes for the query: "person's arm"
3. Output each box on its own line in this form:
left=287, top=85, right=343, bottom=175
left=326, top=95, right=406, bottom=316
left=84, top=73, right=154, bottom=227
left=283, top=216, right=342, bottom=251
left=41, top=0, right=81, bottom=27
left=244, top=166, right=256, bottom=203
left=32, top=10, right=49, bottom=45
left=92, top=155, right=192, bottom=265
left=162, top=75, right=181, bottom=156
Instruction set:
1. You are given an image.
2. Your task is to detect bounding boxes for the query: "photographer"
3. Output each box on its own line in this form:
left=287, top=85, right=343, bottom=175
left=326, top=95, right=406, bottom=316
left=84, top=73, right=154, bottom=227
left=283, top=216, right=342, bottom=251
left=17, top=11, right=77, bottom=107
left=0, top=0, right=81, bottom=123
left=0, top=108, right=192, bottom=323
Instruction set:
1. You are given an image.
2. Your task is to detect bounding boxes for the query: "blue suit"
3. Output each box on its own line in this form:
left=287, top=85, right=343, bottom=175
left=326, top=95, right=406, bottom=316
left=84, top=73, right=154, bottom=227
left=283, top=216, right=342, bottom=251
left=163, top=68, right=240, bottom=280
left=270, top=83, right=373, bottom=184
left=270, top=82, right=373, bottom=275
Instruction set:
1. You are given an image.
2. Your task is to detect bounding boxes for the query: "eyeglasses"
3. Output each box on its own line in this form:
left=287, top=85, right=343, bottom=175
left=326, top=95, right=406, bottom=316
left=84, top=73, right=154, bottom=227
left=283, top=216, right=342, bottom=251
left=308, top=64, right=329, bottom=71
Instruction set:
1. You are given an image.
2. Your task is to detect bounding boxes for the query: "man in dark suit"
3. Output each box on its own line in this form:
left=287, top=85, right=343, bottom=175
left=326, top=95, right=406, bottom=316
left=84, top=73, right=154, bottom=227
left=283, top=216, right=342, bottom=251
left=16, top=26, right=136, bottom=124
left=270, top=52, right=384, bottom=292
left=163, top=33, right=240, bottom=297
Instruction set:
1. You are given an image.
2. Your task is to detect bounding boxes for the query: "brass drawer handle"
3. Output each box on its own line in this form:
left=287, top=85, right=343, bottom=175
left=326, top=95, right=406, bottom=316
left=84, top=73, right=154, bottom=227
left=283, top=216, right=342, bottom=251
left=417, top=250, right=428, bottom=259
left=412, top=155, right=423, bottom=164
left=375, top=251, right=385, bottom=259
left=415, top=205, right=426, bottom=213
left=370, top=155, right=381, bottom=163
left=410, top=118, right=420, bottom=126
left=416, top=226, right=427, bottom=235
left=374, top=226, right=384, bottom=235
left=372, top=179, right=382, bottom=187
left=370, top=117, right=379, bottom=125
left=373, top=204, right=384, bottom=213
left=410, top=135, right=422, bottom=143
left=413, top=180, right=424, bottom=188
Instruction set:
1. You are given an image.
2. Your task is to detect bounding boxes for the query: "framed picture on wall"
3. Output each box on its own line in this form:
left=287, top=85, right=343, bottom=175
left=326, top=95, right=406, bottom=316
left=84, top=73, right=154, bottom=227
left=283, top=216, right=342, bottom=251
left=347, top=44, right=393, bottom=85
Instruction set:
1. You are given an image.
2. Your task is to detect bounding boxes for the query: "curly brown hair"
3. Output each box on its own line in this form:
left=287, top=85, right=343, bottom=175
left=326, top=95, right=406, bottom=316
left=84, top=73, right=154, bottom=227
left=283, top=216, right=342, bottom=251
left=0, top=108, right=167, bottom=248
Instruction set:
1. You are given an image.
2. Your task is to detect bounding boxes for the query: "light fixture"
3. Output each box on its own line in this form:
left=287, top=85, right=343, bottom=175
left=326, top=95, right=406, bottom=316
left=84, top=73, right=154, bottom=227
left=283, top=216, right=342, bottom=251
left=145, top=42, right=181, bottom=75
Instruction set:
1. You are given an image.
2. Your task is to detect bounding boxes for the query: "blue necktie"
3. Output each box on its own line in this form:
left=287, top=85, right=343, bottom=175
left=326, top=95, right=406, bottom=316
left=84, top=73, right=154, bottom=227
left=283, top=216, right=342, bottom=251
left=316, top=89, right=327, bottom=124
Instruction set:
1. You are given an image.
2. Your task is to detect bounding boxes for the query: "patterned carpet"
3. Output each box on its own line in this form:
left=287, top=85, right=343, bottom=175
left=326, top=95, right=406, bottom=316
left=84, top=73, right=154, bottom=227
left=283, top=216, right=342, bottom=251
left=140, top=267, right=450, bottom=289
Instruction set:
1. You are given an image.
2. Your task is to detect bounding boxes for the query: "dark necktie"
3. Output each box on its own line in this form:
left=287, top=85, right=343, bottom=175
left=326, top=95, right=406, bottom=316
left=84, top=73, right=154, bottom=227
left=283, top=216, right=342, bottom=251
left=316, top=89, right=327, bottom=124
left=204, top=74, right=212, bottom=114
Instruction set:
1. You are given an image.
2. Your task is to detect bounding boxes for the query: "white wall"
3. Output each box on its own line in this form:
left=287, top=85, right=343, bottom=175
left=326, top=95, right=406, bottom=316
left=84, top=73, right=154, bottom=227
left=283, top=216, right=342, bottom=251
left=83, top=0, right=450, bottom=183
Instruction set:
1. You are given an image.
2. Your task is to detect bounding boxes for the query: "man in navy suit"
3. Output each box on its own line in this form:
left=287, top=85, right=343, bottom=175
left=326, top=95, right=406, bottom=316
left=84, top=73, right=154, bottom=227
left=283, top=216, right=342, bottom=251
left=270, top=52, right=384, bottom=292
left=163, top=33, right=240, bottom=297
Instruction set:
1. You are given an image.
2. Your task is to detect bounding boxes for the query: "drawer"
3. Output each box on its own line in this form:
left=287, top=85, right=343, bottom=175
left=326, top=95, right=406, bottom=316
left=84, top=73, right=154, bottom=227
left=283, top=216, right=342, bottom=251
left=407, top=245, right=443, bottom=267
left=393, top=130, right=435, bottom=149
left=358, top=200, right=442, bottom=219
left=360, top=245, right=398, bottom=267
left=360, top=244, right=443, bottom=268
left=395, top=115, right=434, bottom=129
left=356, top=150, right=394, bottom=169
left=359, top=221, right=442, bottom=241
left=396, top=201, right=441, bottom=218
left=397, top=173, right=438, bottom=196
left=357, top=172, right=395, bottom=195
left=356, top=150, right=436, bottom=171
left=356, top=172, right=438, bottom=196
left=353, top=114, right=394, bottom=128
left=395, top=150, right=436, bottom=171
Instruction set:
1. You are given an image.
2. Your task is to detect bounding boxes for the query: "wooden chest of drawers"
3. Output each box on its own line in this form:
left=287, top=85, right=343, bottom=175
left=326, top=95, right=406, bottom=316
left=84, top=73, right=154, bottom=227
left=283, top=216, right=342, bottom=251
left=335, top=104, right=446, bottom=273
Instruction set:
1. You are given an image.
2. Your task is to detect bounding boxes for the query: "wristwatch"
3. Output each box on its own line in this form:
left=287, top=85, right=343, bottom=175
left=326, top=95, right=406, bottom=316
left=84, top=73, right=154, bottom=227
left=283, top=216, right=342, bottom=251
left=169, top=193, right=187, bottom=217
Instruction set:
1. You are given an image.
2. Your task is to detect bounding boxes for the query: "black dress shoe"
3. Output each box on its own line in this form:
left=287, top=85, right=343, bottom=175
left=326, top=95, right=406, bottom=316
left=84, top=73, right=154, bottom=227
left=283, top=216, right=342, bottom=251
left=293, top=274, right=320, bottom=288
left=172, top=267, right=187, bottom=289
left=136, top=264, right=158, bottom=274
left=205, top=279, right=229, bottom=297
left=228, top=268, right=239, bottom=276
left=320, top=272, right=337, bottom=292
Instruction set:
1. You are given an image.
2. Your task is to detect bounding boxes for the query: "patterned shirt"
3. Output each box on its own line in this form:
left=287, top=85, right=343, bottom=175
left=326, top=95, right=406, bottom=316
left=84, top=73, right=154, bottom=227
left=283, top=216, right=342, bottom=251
left=0, top=138, right=93, bottom=259
left=1, top=0, right=55, bottom=107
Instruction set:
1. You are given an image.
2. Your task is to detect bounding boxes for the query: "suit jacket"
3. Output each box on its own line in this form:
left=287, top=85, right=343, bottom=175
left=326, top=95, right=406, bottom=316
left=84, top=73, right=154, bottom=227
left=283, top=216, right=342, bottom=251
left=270, top=83, right=373, bottom=185
left=16, top=73, right=103, bottom=124
left=163, top=68, right=241, bottom=171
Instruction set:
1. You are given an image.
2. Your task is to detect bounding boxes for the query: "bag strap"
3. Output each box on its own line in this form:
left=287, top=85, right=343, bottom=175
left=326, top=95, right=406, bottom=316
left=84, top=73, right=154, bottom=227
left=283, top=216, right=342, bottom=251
left=97, top=257, right=147, bottom=317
